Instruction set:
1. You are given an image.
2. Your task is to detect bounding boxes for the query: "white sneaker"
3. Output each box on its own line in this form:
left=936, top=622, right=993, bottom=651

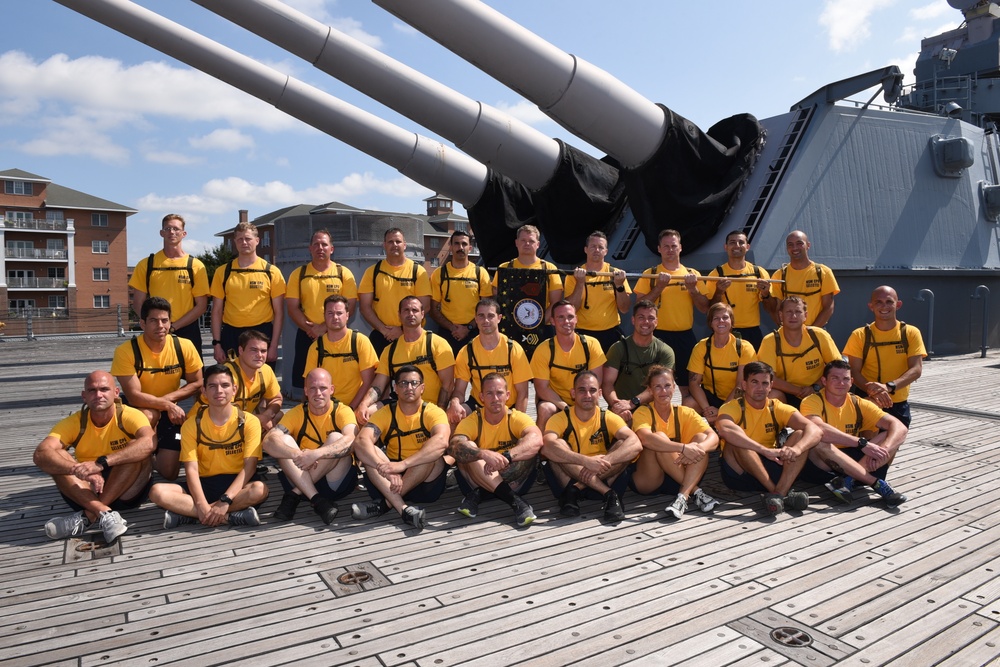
left=692, top=488, right=719, bottom=513
left=665, top=494, right=688, bottom=520
left=44, top=511, right=89, bottom=539
left=99, top=510, right=128, bottom=543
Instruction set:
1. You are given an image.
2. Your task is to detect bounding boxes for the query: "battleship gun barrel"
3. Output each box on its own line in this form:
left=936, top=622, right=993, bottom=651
left=373, top=0, right=667, bottom=169
left=53, top=0, right=489, bottom=206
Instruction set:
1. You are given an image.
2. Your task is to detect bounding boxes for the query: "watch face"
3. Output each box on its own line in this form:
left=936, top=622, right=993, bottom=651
left=513, top=299, right=544, bottom=330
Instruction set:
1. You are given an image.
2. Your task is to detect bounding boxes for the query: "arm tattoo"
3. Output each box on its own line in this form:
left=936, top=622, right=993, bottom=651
left=363, top=423, right=382, bottom=442
left=448, top=437, right=481, bottom=463
left=501, top=457, right=538, bottom=483
left=326, top=441, right=353, bottom=459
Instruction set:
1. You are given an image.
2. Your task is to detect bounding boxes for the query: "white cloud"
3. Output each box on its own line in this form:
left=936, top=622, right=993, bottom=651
left=910, top=1, right=951, bottom=21
left=392, top=21, right=419, bottom=36
left=331, top=17, right=383, bottom=49
left=820, top=0, right=897, bottom=52
left=145, top=150, right=203, bottom=166
left=493, top=99, right=551, bottom=127
left=189, top=128, right=256, bottom=152
left=18, top=114, right=130, bottom=164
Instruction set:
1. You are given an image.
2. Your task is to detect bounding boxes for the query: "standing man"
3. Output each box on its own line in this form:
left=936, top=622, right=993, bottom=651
left=768, top=230, right=839, bottom=327
left=430, top=230, right=492, bottom=353
left=286, top=229, right=358, bottom=394
left=492, top=225, right=564, bottom=346
left=842, top=285, right=926, bottom=427
left=149, top=364, right=269, bottom=529
left=447, top=298, right=532, bottom=424
left=112, top=297, right=204, bottom=481
left=564, top=231, right=632, bottom=352
left=707, top=230, right=773, bottom=350
left=541, top=371, right=642, bottom=522
left=34, top=371, right=155, bottom=544
left=359, top=227, right=431, bottom=356
left=262, top=368, right=360, bottom=524
left=351, top=366, right=451, bottom=530
left=304, top=295, right=379, bottom=411
left=129, top=213, right=210, bottom=352
left=634, top=229, right=711, bottom=398
left=210, top=221, right=286, bottom=364
left=449, top=373, right=543, bottom=526
left=602, top=299, right=676, bottom=424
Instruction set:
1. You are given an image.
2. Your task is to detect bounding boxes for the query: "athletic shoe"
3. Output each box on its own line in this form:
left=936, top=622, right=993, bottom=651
left=692, top=488, right=719, bottom=513
left=665, top=494, right=688, bottom=520
left=763, top=493, right=784, bottom=515
left=163, top=510, right=195, bottom=530
left=559, top=485, right=581, bottom=517
left=842, top=476, right=856, bottom=491
left=402, top=505, right=425, bottom=529
left=44, top=511, right=89, bottom=539
left=228, top=507, right=261, bottom=527
left=351, top=499, right=388, bottom=520
left=825, top=477, right=853, bottom=504
left=512, top=496, right=536, bottom=527
left=785, top=491, right=809, bottom=511
left=273, top=492, right=302, bottom=520
left=603, top=490, right=625, bottom=522
left=457, top=487, right=481, bottom=518
left=312, top=496, right=339, bottom=525
left=873, top=479, right=908, bottom=507
left=98, top=510, right=128, bottom=543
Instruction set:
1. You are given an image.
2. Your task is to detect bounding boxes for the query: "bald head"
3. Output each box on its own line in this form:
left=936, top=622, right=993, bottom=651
left=305, top=367, right=332, bottom=389
left=85, top=370, right=115, bottom=389
left=81, top=370, right=119, bottom=411
left=871, top=285, right=898, bottom=301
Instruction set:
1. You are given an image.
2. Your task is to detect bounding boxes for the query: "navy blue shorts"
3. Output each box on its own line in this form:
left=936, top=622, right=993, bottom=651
left=181, top=472, right=261, bottom=503
left=628, top=473, right=681, bottom=496
left=455, top=459, right=537, bottom=497
left=363, top=466, right=447, bottom=505
left=653, top=329, right=696, bottom=386
left=60, top=465, right=150, bottom=512
left=542, top=459, right=632, bottom=499
left=720, top=455, right=782, bottom=493
left=277, top=465, right=359, bottom=500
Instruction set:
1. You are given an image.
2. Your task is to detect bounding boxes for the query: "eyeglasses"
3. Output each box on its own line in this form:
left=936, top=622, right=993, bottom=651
left=396, top=380, right=423, bottom=389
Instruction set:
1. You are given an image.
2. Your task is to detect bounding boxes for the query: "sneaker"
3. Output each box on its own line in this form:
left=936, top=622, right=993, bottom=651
left=98, top=510, right=128, bottom=543
left=785, top=491, right=809, bottom=511
left=351, top=499, right=388, bottom=520
left=665, top=494, right=688, bottom=519
left=402, top=505, right=426, bottom=529
left=163, top=510, right=195, bottom=530
left=312, top=496, right=339, bottom=525
left=825, top=476, right=853, bottom=504
left=44, top=511, right=89, bottom=539
left=457, top=487, right=482, bottom=518
left=273, top=492, right=302, bottom=520
left=692, top=488, right=719, bottom=513
left=763, top=493, right=784, bottom=515
left=603, top=490, right=625, bottom=522
left=559, top=485, right=581, bottom=517
left=842, top=476, right=856, bottom=491
left=228, top=507, right=261, bottom=527
left=873, top=479, right=907, bottom=507
left=512, top=496, right=536, bottom=527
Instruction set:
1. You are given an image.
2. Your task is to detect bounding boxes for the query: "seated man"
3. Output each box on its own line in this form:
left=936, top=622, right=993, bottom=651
left=112, top=296, right=203, bottom=480
left=602, top=299, right=675, bottom=424
left=715, top=361, right=822, bottom=515
left=304, top=295, right=379, bottom=411
left=149, top=364, right=269, bottom=528
left=34, top=371, right=155, bottom=544
left=448, top=373, right=543, bottom=526
left=800, top=360, right=908, bottom=506
left=630, top=365, right=720, bottom=520
left=541, top=370, right=642, bottom=522
left=351, top=365, right=450, bottom=530
left=262, top=368, right=360, bottom=524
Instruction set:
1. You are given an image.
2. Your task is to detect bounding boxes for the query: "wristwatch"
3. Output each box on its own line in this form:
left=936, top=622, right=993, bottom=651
left=857, top=437, right=868, bottom=449
left=218, top=494, right=233, bottom=505
left=886, top=381, right=897, bottom=394
left=615, top=285, right=626, bottom=293
left=96, top=455, right=110, bottom=471
left=211, top=339, right=223, bottom=347
left=810, top=383, right=822, bottom=393
left=630, top=396, right=642, bottom=409
left=502, top=451, right=513, bottom=463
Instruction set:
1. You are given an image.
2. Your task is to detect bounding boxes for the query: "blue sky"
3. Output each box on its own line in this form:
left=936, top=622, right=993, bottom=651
left=2, top=0, right=959, bottom=264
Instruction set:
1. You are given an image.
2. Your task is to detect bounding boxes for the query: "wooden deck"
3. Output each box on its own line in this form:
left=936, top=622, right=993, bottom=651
left=2, top=337, right=1000, bottom=666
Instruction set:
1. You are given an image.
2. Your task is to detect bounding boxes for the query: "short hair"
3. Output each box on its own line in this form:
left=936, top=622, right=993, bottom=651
left=234, top=221, right=258, bottom=237
left=645, top=364, right=675, bottom=387
left=141, top=296, right=171, bottom=320
left=633, top=299, right=657, bottom=316
left=516, top=224, right=540, bottom=239
left=707, top=302, right=734, bottom=324
left=161, top=214, right=185, bottom=229
left=551, top=299, right=576, bottom=316
left=657, top=228, right=681, bottom=243
left=324, top=294, right=349, bottom=310
left=394, top=364, right=424, bottom=383
left=384, top=227, right=404, bottom=241
left=822, top=359, right=852, bottom=377
left=398, top=295, right=423, bottom=312
left=476, top=297, right=500, bottom=315
left=450, top=230, right=471, bottom=243
left=743, top=361, right=775, bottom=380
left=725, top=230, right=747, bottom=243
left=573, top=369, right=600, bottom=387
left=481, top=372, right=508, bottom=391
left=779, top=296, right=807, bottom=312
left=311, top=229, right=332, bottom=244
left=585, top=231, right=607, bottom=244
left=203, top=363, right=235, bottom=384
left=238, top=329, right=270, bottom=349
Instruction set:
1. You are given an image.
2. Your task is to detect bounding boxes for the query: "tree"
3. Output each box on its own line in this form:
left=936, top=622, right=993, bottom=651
left=196, top=243, right=236, bottom=284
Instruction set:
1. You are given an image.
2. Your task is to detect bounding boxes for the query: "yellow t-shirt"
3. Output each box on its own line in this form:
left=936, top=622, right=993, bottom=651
left=842, top=322, right=926, bottom=403
left=276, top=401, right=357, bottom=450
left=376, top=332, right=456, bottom=405
left=285, top=262, right=358, bottom=324
left=801, top=392, right=884, bottom=447
left=111, top=334, right=204, bottom=397
left=530, top=335, right=607, bottom=404
left=545, top=408, right=627, bottom=457
left=718, top=397, right=797, bottom=449
left=366, top=401, right=448, bottom=461
left=707, top=262, right=770, bottom=328
left=756, top=327, right=841, bottom=387
left=49, top=404, right=150, bottom=462
left=180, top=407, right=262, bottom=477
left=191, top=360, right=280, bottom=415
left=563, top=263, right=632, bottom=331
left=491, top=258, right=563, bottom=310
left=430, top=263, right=493, bottom=326
left=454, top=408, right=536, bottom=453
left=304, top=329, right=379, bottom=405
left=631, top=404, right=710, bottom=444
left=128, top=251, right=210, bottom=319
left=359, top=258, right=431, bottom=327
left=454, top=335, right=532, bottom=408
left=771, top=262, right=840, bottom=326
left=637, top=264, right=712, bottom=331
left=687, top=335, right=756, bottom=400
left=210, top=258, right=287, bottom=327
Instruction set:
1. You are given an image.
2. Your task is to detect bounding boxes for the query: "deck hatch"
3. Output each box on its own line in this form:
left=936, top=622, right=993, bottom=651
left=770, top=626, right=814, bottom=647
left=322, top=561, right=391, bottom=597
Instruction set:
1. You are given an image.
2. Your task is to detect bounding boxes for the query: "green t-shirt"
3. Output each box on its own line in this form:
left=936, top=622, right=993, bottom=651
left=605, top=336, right=675, bottom=400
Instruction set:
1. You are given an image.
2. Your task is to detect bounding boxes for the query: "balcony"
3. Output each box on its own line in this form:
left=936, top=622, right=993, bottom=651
left=7, top=277, right=67, bottom=289
left=2, top=218, right=68, bottom=231
left=6, top=307, right=69, bottom=319
left=4, top=248, right=68, bottom=260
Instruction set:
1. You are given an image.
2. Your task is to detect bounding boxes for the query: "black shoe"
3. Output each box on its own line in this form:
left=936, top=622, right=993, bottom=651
left=402, top=505, right=426, bottom=529
left=559, top=485, right=581, bottom=517
left=457, top=487, right=481, bottom=518
left=603, top=490, right=625, bottom=522
left=274, top=492, right=302, bottom=521
left=312, top=496, right=338, bottom=525
left=351, top=499, right=389, bottom=520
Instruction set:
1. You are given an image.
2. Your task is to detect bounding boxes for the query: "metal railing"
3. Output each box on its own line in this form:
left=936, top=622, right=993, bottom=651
left=6, top=277, right=67, bottom=289
left=2, top=218, right=68, bottom=231
left=4, top=248, right=68, bottom=259
left=1, top=305, right=127, bottom=340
